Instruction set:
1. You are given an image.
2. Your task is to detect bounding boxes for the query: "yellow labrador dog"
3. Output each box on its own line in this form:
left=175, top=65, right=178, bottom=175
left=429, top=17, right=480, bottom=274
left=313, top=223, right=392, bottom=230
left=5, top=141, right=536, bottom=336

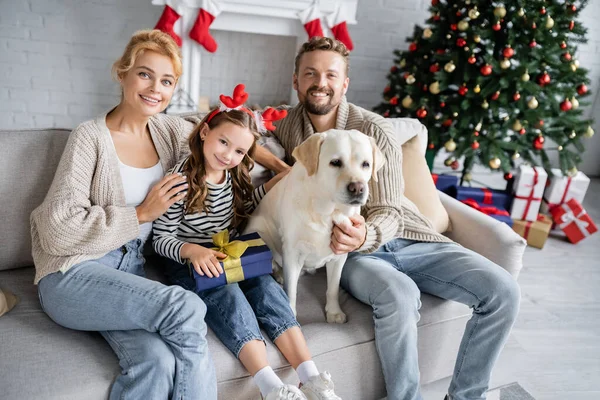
left=246, top=129, right=383, bottom=323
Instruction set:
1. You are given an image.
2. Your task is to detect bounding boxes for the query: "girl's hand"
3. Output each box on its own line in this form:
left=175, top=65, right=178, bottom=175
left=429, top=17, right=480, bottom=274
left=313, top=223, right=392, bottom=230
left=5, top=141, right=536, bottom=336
left=136, top=173, right=188, bottom=223
left=181, top=243, right=226, bottom=278
left=264, top=168, right=290, bottom=192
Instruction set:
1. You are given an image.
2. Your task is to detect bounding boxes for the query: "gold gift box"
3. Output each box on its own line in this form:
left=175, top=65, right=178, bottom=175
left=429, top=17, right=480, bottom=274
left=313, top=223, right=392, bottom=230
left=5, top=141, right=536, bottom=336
left=512, top=214, right=552, bottom=249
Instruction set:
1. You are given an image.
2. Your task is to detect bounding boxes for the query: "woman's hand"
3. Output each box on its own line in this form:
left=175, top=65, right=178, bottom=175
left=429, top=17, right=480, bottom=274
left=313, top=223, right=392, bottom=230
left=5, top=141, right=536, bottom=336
left=180, top=243, right=226, bottom=278
left=136, top=173, right=188, bottom=223
left=264, top=168, right=290, bottom=192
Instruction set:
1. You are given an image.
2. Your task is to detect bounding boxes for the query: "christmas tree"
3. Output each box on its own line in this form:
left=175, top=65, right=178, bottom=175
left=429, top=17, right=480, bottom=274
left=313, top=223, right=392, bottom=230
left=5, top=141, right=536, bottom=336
left=374, top=0, right=595, bottom=182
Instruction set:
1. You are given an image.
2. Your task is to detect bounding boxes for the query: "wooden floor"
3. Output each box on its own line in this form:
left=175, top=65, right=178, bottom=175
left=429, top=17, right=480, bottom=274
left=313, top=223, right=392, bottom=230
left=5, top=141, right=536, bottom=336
left=422, top=178, right=600, bottom=400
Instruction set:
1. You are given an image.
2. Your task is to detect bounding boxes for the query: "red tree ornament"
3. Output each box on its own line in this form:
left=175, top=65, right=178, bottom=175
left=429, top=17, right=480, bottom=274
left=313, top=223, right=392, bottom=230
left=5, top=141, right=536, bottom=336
left=533, top=136, right=545, bottom=150
left=384, top=86, right=391, bottom=93
left=560, top=41, right=567, bottom=49
left=416, top=108, right=428, bottom=118
left=442, top=118, right=453, bottom=127
left=440, top=102, right=446, bottom=108
left=513, top=92, right=521, bottom=101
left=456, top=38, right=466, bottom=47
left=390, top=96, right=398, bottom=105
left=504, top=172, right=513, bottom=180
left=471, top=141, right=480, bottom=149
left=577, top=84, right=588, bottom=95
left=390, top=66, right=397, bottom=73
left=569, top=4, right=577, bottom=12
left=560, top=99, right=573, bottom=111
left=450, top=23, right=458, bottom=31
left=450, top=160, right=460, bottom=170
left=492, top=22, right=501, bottom=31
left=503, top=46, right=514, bottom=58
left=529, top=40, right=537, bottom=48
left=458, top=85, right=468, bottom=95
left=480, top=64, right=492, bottom=76
left=430, top=63, right=440, bottom=72
left=409, top=42, right=418, bottom=52
left=569, top=20, right=575, bottom=30
left=468, top=55, right=476, bottom=64
left=519, top=128, right=526, bottom=135
left=491, top=91, right=500, bottom=100
left=536, top=120, right=545, bottom=128
left=383, top=110, right=390, bottom=117
left=563, top=52, right=572, bottom=61
left=540, top=7, right=546, bottom=15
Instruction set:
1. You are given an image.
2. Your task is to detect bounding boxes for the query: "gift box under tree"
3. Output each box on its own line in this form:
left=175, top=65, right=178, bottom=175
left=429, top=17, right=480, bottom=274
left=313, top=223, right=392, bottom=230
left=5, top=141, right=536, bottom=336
left=510, top=166, right=547, bottom=222
left=512, top=214, right=553, bottom=249
left=431, top=173, right=459, bottom=196
left=456, top=186, right=512, bottom=210
left=541, top=169, right=590, bottom=214
left=549, top=198, right=597, bottom=244
left=190, top=230, right=273, bottom=291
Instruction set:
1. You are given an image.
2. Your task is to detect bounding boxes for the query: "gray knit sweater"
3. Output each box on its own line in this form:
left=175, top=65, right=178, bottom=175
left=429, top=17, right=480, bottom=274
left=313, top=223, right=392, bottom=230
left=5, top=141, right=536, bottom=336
left=30, top=112, right=194, bottom=284
left=273, top=97, right=451, bottom=253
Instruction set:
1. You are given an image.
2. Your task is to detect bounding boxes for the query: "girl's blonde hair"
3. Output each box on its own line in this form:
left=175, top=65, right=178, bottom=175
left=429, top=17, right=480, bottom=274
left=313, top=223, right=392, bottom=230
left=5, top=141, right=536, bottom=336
left=111, top=29, right=182, bottom=82
left=184, top=110, right=260, bottom=229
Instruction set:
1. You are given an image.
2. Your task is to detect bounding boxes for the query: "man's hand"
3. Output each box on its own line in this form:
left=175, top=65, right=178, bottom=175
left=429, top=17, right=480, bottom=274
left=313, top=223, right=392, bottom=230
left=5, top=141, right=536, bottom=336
left=330, top=214, right=367, bottom=255
left=254, top=145, right=290, bottom=174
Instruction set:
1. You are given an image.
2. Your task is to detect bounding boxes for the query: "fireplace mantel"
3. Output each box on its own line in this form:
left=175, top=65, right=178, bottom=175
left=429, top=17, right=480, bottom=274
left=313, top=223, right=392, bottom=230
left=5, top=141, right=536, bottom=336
left=158, top=0, right=358, bottom=113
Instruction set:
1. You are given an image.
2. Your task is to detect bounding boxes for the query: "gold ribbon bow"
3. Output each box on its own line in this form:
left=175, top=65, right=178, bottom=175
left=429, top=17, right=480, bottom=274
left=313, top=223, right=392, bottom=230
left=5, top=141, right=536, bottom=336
left=210, top=230, right=265, bottom=284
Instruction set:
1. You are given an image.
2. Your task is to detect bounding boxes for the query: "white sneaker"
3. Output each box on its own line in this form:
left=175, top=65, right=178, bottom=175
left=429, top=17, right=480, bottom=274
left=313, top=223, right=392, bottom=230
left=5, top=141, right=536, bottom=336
left=300, top=372, right=341, bottom=400
left=264, top=384, right=307, bottom=400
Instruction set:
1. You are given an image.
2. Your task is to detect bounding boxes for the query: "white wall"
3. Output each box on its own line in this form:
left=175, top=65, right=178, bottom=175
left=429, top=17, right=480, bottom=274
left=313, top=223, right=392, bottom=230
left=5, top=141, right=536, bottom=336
left=1, top=0, right=599, bottom=175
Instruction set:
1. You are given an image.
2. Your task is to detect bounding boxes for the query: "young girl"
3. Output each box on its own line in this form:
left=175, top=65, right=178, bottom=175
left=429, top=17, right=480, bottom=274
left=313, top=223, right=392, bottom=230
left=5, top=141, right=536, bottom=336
left=153, top=84, right=341, bottom=400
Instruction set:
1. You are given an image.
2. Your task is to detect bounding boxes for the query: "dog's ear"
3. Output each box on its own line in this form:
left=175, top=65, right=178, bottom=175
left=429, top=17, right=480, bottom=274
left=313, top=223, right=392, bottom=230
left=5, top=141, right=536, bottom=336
left=292, top=134, right=325, bottom=176
left=369, top=137, right=385, bottom=182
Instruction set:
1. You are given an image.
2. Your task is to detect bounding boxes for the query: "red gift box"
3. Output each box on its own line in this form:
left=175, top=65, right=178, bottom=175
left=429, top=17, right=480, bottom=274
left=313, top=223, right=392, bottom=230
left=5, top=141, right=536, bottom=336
left=550, top=198, right=597, bottom=244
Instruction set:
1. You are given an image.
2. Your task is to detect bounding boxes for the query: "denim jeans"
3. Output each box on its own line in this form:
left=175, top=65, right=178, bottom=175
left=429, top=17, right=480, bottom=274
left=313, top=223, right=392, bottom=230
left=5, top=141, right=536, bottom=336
left=341, top=238, right=520, bottom=400
left=38, top=239, right=217, bottom=400
left=163, top=258, right=300, bottom=357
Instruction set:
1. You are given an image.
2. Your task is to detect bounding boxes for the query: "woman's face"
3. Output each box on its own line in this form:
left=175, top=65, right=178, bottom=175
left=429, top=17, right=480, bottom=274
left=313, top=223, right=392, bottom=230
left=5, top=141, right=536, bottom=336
left=119, top=50, right=177, bottom=117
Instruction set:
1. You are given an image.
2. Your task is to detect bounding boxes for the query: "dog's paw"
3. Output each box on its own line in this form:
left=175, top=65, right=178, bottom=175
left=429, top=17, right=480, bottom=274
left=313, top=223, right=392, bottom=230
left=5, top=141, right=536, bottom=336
left=326, top=310, right=347, bottom=324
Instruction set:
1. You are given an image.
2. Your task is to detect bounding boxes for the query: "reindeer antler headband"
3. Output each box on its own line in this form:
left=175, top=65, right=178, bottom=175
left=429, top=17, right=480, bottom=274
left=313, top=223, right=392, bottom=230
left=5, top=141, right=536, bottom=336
left=206, top=84, right=287, bottom=133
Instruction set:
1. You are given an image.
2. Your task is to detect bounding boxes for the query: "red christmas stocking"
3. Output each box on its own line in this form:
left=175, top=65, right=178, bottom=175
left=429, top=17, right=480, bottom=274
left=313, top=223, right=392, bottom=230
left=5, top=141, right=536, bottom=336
left=189, top=0, right=222, bottom=53
left=154, top=5, right=182, bottom=47
left=298, top=3, right=324, bottom=39
left=327, top=3, right=354, bottom=50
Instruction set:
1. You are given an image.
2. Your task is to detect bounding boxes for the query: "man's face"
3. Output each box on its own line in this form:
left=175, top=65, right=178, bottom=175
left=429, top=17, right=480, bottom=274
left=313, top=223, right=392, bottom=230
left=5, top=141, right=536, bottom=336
left=293, top=50, right=349, bottom=116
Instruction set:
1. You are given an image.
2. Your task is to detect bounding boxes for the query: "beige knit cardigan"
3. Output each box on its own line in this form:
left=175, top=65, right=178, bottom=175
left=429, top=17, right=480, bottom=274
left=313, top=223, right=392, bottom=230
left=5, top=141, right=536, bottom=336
left=273, top=97, right=451, bottom=253
left=30, top=112, right=194, bottom=284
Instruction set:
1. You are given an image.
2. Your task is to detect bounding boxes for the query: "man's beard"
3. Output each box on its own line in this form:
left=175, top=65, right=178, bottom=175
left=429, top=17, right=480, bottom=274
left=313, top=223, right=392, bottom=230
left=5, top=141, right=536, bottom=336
left=302, top=87, right=336, bottom=115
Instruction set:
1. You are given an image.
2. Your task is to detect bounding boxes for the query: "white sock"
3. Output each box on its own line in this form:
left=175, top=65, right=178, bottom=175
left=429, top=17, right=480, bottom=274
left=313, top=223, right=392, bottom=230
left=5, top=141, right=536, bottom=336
left=254, top=366, right=284, bottom=397
left=296, top=360, right=319, bottom=384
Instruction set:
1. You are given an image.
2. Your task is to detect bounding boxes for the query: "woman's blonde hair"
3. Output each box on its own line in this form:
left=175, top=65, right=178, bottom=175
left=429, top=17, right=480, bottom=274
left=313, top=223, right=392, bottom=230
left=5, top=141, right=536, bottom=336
left=112, top=29, right=182, bottom=82
left=184, top=110, right=260, bottom=230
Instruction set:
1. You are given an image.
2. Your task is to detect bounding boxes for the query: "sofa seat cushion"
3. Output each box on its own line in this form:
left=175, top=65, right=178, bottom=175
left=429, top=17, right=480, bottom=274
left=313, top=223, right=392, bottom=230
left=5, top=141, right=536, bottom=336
left=0, top=265, right=470, bottom=398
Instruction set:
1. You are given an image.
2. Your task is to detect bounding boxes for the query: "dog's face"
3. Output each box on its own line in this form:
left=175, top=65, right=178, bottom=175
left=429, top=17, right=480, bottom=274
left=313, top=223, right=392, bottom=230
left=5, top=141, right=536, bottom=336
left=292, top=129, right=384, bottom=206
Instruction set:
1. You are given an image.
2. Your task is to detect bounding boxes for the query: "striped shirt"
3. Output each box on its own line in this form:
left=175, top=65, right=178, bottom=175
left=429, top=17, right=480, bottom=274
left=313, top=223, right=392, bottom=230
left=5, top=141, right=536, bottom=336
left=153, top=158, right=266, bottom=264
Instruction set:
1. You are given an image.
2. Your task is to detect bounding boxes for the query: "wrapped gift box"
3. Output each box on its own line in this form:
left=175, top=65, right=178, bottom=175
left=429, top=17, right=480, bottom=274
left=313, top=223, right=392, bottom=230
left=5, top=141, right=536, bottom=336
left=541, top=169, right=590, bottom=213
left=550, top=198, right=597, bottom=244
left=510, top=166, right=547, bottom=222
left=192, top=231, right=273, bottom=292
left=432, top=173, right=459, bottom=195
left=460, top=198, right=513, bottom=227
left=512, top=214, right=552, bottom=249
left=456, top=186, right=512, bottom=210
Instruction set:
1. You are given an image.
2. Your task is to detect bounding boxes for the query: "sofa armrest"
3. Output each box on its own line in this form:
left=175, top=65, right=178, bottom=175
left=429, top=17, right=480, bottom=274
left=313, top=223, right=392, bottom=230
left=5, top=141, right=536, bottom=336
left=439, top=191, right=526, bottom=279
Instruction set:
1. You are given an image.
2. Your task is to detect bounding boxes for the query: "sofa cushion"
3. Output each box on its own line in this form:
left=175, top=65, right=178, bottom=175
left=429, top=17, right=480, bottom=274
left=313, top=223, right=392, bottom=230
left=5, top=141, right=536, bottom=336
left=402, top=135, right=450, bottom=233
left=0, top=264, right=469, bottom=399
left=0, top=129, right=71, bottom=271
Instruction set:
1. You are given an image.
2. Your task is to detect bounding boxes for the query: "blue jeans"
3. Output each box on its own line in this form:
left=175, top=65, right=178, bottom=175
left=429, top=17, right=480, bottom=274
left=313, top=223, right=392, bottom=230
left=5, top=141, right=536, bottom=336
left=37, top=239, right=217, bottom=400
left=341, top=239, right=520, bottom=400
left=163, top=258, right=300, bottom=357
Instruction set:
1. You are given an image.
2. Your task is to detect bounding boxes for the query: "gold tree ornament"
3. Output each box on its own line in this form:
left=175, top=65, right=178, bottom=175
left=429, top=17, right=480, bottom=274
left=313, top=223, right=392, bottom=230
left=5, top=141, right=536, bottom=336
left=517, top=8, right=525, bottom=17
left=494, top=6, right=506, bottom=18
left=546, top=16, right=555, bottom=29
left=569, top=131, right=577, bottom=139
left=400, top=59, right=406, bottom=67
left=521, top=70, right=530, bottom=81
left=473, top=35, right=481, bottom=43
left=401, top=95, right=413, bottom=108
left=512, top=151, right=520, bottom=160
left=474, top=84, right=481, bottom=93
left=571, top=97, right=579, bottom=109
left=406, top=74, right=416, bottom=84
left=500, top=58, right=511, bottom=69
left=468, top=7, right=480, bottom=19
left=444, top=61, right=456, bottom=72
left=489, top=157, right=501, bottom=169
left=528, top=97, right=539, bottom=109
left=464, top=172, right=473, bottom=182
left=429, top=81, right=441, bottom=94
left=458, top=20, right=469, bottom=31
left=444, top=139, right=457, bottom=151
left=584, top=126, right=595, bottom=138
left=557, top=145, right=563, bottom=151
left=568, top=167, right=578, bottom=176
left=423, top=28, right=433, bottom=39
left=512, top=120, right=523, bottom=131
left=481, top=100, right=489, bottom=109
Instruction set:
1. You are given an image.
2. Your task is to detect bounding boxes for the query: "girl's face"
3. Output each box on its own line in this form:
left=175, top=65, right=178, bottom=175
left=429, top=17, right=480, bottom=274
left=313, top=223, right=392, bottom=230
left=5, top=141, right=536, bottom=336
left=200, top=121, right=255, bottom=181
left=119, top=50, right=177, bottom=117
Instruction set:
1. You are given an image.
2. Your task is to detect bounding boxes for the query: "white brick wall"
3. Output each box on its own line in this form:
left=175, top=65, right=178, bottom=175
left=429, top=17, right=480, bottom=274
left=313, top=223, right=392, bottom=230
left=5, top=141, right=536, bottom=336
left=1, top=0, right=599, bottom=175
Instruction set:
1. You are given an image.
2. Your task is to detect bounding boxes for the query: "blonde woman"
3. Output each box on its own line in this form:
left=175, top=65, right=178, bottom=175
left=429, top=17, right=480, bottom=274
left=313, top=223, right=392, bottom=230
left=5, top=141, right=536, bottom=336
left=31, top=30, right=216, bottom=399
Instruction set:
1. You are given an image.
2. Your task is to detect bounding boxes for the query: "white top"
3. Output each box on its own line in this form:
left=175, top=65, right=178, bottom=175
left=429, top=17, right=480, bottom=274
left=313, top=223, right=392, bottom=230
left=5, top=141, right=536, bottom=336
left=119, top=160, right=164, bottom=242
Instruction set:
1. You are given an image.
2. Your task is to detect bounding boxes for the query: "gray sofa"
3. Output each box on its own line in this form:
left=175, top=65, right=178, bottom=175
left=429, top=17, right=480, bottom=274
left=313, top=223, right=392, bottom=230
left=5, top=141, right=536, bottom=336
left=0, top=121, right=526, bottom=400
